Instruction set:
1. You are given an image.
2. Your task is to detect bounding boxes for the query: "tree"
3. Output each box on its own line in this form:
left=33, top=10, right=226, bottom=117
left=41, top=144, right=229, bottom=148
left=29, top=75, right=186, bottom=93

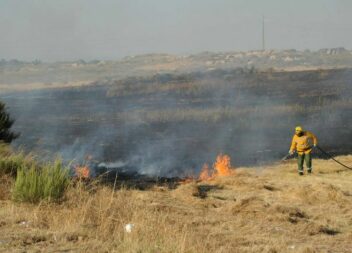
left=0, top=101, right=19, bottom=143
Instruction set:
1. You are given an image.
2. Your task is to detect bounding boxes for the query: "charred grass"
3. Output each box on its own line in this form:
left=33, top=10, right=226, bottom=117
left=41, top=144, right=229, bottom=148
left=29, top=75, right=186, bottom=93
left=5, top=68, right=352, bottom=171
left=1, top=156, right=352, bottom=252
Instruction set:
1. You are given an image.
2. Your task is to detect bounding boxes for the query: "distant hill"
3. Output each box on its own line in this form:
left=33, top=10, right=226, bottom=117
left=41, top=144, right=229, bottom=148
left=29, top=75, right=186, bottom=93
left=1, top=48, right=352, bottom=90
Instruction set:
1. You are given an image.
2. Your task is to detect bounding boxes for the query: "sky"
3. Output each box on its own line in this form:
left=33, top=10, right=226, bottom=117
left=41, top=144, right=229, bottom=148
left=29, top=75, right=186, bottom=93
left=0, top=0, right=351, bottom=61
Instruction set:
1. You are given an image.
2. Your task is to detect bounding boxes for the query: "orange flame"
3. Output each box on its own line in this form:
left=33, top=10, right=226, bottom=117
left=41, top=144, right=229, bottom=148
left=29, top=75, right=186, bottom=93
left=198, top=154, right=235, bottom=181
left=199, top=163, right=212, bottom=181
left=75, top=165, right=90, bottom=179
left=213, top=154, right=233, bottom=177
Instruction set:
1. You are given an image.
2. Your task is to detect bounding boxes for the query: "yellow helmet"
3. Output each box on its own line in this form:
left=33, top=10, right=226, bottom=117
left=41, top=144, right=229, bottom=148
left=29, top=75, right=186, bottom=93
left=295, top=126, right=303, bottom=132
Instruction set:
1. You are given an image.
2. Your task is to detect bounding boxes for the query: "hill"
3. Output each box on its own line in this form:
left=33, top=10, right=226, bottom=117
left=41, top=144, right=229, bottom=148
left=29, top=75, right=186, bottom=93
left=0, top=156, right=352, bottom=252
left=1, top=48, right=352, bottom=92
left=3, top=68, right=352, bottom=175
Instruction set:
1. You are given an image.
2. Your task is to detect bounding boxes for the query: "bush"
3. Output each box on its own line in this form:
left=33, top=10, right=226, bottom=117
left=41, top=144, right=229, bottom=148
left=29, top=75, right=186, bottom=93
left=12, top=160, right=70, bottom=203
left=0, top=154, right=27, bottom=176
left=0, top=143, right=34, bottom=176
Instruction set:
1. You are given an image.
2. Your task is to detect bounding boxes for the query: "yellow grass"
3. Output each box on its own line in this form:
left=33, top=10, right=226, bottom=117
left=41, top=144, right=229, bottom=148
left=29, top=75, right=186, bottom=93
left=0, top=80, right=93, bottom=94
left=1, top=156, right=352, bottom=252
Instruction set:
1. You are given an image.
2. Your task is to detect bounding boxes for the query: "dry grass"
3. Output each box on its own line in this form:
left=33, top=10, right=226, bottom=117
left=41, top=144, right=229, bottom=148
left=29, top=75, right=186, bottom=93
left=1, top=156, right=352, bottom=252
left=96, top=104, right=309, bottom=125
left=0, top=80, right=93, bottom=94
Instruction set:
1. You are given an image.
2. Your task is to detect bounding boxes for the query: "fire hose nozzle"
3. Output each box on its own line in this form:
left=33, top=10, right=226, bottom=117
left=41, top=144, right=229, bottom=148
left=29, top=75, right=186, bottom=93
left=282, top=153, right=293, bottom=161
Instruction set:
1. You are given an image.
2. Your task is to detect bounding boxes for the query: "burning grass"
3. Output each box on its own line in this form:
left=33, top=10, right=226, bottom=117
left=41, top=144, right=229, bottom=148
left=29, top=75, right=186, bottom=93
left=179, top=154, right=235, bottom=184
left=0, top=156, right=352, bottom=252
left=198, top=154, right=235, bottom=181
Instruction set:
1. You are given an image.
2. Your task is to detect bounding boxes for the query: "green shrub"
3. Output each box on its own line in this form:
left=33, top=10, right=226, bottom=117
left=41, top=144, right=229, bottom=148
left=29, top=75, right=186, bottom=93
left=0, top=152, right=35, bottom=176
left=12, top=160, right=70, bottom=203
left=0, top=143, right=34, bottom=176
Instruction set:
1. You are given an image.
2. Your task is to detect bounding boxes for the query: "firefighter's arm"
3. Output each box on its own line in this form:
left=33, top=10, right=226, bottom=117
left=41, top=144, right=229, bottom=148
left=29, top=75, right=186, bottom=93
left=289, top=136, right=297, bottom=153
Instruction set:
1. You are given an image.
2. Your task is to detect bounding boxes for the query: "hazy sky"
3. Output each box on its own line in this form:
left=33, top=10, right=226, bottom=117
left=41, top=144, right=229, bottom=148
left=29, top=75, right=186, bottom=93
left=1, top=0, right=351, bottom=61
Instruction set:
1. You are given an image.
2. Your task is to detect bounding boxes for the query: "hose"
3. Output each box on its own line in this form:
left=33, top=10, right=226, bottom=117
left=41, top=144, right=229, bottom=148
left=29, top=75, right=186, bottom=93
left=316, top=146, right=352, bottom=170
left=281, top=153, right=292, bottom=161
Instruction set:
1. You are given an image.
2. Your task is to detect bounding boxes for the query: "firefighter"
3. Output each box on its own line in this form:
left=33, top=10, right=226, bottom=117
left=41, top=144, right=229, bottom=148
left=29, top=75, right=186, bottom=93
left=289, top=126, right=318, bottom=175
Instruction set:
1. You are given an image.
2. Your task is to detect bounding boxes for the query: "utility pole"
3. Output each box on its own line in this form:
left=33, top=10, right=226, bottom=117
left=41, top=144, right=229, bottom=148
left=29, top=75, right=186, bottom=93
left=262, top=15, right=265, bottom=51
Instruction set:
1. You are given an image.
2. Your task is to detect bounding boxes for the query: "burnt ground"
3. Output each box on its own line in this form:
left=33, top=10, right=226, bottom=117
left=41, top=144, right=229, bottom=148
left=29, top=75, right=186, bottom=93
left=2, top=68, right=352, bottom=176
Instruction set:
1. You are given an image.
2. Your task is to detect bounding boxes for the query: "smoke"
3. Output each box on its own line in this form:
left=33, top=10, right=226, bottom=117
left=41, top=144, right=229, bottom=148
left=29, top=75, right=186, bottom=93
left=3, top=68, right=352, bottom=176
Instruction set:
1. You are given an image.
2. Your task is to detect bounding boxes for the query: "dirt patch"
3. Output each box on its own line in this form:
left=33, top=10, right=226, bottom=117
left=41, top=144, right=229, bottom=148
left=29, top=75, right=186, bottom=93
left=192, top=184, right=223, bottom=199
left=275, top=205, right=309, bottom=224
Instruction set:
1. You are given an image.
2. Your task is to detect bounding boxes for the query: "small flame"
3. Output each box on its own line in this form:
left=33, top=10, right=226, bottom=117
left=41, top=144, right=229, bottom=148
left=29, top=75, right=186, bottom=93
left=74, top=155, right=93, bottom=179
left=213, top=154, right=233, bottom=177
left=199, top=163, right=212, bottom=181
left=198, top=154, right=235, bottom=181
left=75, top=165, right=90, bottom=179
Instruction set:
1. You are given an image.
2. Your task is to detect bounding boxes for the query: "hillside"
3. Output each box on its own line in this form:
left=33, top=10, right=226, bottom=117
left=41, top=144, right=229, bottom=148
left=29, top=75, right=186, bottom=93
left=3, top=68, right=352, bottom=176
left=1, top=48, right=352, bottom=91
left=0, top=156, right=351, bottom=252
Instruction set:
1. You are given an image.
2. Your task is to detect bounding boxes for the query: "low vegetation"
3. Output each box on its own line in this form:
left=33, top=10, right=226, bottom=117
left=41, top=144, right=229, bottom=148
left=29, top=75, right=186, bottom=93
left=0, top=145, right=70, bottom=203
left=12, top=160, right=70, bottom=203
left=0, top=144, right=35, bottom=176
left=0, top=146, right=351, bottom=252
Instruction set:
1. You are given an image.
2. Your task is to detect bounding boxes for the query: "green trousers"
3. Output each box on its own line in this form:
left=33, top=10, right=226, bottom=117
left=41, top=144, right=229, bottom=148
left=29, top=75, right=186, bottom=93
left=297, top=153, right=312, bottom=172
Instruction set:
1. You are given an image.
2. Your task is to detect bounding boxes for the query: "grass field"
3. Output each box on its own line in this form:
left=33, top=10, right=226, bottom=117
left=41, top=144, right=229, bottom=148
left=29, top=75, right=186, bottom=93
left=0, top=155, right=351, bottom=252
left=1, top=66, right=352, bottom=252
